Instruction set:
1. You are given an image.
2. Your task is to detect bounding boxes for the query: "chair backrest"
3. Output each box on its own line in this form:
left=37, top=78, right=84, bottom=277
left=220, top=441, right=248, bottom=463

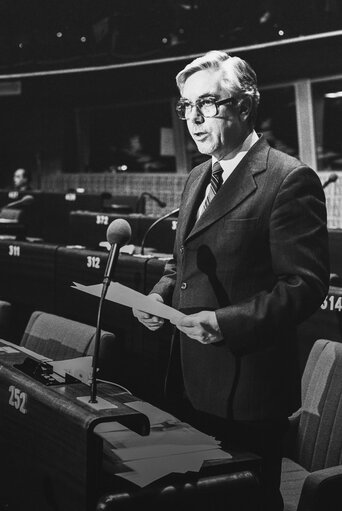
left=20, top=311, right=119, bottom=379
left=0, top=300, right=11, bottom=339
left=296, top=339, right=342, bottom=472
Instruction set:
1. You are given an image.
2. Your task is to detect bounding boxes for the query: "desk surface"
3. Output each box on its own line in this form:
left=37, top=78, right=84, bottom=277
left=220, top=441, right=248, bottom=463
left=0, top=341, right=260, bottom=511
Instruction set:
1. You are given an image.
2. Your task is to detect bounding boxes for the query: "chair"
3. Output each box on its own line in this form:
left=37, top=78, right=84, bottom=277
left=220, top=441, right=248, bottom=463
left=20, top=310, right=120, bottom=380
left=0, top=207, right=26, bottom=239
left=0, top=300, right=11, bottom=339
left=281, top=339, right=342, bottom=511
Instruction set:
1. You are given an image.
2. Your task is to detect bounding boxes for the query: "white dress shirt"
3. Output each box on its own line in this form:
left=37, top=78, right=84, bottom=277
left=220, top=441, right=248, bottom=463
left=197, top=130, right=259, bottom=219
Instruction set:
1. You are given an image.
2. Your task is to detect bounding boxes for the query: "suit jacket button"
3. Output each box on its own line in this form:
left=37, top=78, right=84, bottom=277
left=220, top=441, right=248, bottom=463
left=181, top=282, right=187, bottom=290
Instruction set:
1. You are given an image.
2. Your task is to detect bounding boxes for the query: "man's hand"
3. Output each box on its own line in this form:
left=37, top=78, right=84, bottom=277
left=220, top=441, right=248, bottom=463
left=132, top=293, right=165, bottom=331
left=173, top=311, right=223, bottom=344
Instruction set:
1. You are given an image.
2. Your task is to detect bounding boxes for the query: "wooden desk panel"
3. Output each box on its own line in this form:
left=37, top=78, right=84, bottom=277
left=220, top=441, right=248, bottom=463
left=0, top=342, right=149, bottom=511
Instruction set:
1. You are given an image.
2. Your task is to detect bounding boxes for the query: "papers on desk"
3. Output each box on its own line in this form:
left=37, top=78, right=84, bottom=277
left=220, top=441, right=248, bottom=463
left=95, top=400, right=232, bottom=487
left=72, top=281, right=185, bottom=323
left=50, top=356, right=93, bottom=385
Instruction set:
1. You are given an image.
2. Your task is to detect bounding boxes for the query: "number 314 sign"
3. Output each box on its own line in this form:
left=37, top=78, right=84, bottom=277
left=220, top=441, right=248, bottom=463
left=321, top=295, right=342, bottom=312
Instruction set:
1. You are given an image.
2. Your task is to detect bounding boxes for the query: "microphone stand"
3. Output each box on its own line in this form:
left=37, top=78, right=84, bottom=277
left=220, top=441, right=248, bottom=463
left=140, top=208, right=179, bottom=256
left=89, top=244, right=120, bottom=403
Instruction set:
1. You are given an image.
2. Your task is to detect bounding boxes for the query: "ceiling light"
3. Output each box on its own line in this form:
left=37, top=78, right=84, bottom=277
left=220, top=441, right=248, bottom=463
left=325, top=91, right=342, bottom=99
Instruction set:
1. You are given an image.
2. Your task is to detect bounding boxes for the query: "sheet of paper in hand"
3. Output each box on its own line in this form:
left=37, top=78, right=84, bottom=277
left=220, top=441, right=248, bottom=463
left=71, top=281, right=185, bottom=323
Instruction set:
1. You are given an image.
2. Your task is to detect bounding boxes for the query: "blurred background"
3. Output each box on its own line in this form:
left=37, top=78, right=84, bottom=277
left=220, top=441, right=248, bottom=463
left=0, top=0, right=340, bottom=199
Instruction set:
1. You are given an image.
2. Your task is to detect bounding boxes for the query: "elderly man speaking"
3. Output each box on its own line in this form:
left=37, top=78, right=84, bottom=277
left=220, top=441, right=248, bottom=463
left=134, top=50, right=329, bottom=511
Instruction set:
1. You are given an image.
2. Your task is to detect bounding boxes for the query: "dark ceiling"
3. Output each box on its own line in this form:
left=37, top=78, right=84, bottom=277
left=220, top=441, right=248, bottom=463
left=0, top=0, right=341, bottom=74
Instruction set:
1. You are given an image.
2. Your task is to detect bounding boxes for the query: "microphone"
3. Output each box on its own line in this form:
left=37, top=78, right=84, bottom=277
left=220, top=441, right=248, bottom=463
left=137, top=192, right=166, bottom=213
left=103, top=218, right=132, bottom=290
left=322, top=173, right=338, bottom=189
left=4, top=195, right=34, bottom=209
left=140, top=207, right=179, bottom=255
left=89, top=218, right=131, bottom=404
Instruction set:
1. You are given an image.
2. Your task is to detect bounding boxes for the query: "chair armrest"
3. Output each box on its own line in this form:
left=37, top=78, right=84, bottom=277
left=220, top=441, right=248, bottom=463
left=282, top=409, right=301, bottom=459
left=97, top=470, right=261, bottom=511
left=297, top=465, right=342, bottom=511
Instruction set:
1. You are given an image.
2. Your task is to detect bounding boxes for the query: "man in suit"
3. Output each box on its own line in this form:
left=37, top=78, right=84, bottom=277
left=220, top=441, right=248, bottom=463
left=133, top=50, right=329, bottom=510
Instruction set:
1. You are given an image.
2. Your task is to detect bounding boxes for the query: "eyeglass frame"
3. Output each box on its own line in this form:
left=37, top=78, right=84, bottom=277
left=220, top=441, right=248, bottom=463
left=175, top=96, right=236, bottom=120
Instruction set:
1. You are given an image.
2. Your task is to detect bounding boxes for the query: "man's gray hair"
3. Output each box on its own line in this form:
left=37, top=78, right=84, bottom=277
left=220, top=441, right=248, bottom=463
left=176, top=50, right=260, bottom=126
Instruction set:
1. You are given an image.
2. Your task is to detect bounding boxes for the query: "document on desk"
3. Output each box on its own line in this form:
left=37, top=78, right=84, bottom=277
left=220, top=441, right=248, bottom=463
left=71, top=281, right=185, bottom=323
left=95, top=400, right=232, bottom=487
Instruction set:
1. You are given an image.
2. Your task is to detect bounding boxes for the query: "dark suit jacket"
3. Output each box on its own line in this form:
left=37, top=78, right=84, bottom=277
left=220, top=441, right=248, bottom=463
left=151, top=136, right=330, bottom=421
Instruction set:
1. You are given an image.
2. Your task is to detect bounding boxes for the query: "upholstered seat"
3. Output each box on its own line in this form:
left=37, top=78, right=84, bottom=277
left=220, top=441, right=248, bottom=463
left=281, top=339, right=342, bottom=511
left=0, top=300, right=11, bottom=339
left=0, top=207, right=26, bottom=238
left=20, top=310, right=119, bottom=380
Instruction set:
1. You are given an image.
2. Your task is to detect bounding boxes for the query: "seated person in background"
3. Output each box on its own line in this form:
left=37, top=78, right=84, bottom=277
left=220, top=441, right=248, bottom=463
left=13, top=168, right=32, bottom=192
left=109, top=134, right=166, bottom=172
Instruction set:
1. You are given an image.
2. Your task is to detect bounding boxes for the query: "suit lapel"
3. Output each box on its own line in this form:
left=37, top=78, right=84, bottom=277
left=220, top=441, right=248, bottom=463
left=178, top=159, right=212, bottom=240
left=185, top=136, right=270, bottom=243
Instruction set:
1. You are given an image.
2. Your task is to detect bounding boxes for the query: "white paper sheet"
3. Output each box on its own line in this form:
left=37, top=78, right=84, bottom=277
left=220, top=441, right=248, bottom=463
left=95, top=399, right=232, bottom=487
left=118, top=449, right=230, bottom=486
left=50, top=356, right=93, bottom=385
left=124, top=400, right=182, bottom=426
left=72, top=281, right=185, bottom=323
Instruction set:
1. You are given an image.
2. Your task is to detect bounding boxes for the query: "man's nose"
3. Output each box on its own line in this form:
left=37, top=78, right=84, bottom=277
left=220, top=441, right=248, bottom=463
left=188, top=105, right=204, bottom=123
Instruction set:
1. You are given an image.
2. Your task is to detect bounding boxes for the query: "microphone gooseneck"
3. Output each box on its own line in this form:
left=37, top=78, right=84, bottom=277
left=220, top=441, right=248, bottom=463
left=90, top=218, right=131, bottom=403
left=137, top=192, right=166, bottom=212
left=140, top=207, right=179, bottom=256
left=143, top=192, right=166, bottom=208
left=5, top=195, right=34, bottom=209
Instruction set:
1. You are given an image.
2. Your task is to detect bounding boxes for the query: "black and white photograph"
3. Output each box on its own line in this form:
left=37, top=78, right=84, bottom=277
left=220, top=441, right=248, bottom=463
left=0, top=2, right=341, bottom=510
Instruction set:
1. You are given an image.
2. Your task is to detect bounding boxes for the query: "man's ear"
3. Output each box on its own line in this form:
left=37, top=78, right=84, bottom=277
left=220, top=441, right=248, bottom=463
left=238, top=96, right=253, bottom=121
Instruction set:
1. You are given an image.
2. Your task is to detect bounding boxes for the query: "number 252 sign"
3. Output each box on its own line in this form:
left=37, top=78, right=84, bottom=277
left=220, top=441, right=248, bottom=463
left=8, top=385, right=28, bottom=414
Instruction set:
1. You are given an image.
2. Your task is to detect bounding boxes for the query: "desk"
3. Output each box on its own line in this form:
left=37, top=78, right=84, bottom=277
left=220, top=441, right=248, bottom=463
left=68, top=211, right=143, bottom=248
left=54, top=247, right=148, bottom=333
left=0, top=239, right=57, bottom=310
left=40, top=192, right=105, bottom=244
left=297, top=285, right=342, bottom=373
left=329, top=229, right=342, bottom=281
left=0, top=341, right=149, bottom=511
left=54, top=249, right=152, bottom=395
left=0, top=341, right=260, bottom=511
left=68, top=210, right=176, bottom=254
left=139, top=215, right=177, bottom=254
left=0, top=190, right=115, bottom=243
left=0, top=240, right=171, bottom=399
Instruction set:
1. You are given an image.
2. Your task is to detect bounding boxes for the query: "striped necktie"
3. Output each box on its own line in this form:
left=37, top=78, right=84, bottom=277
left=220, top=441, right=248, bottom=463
left=201, top=161, right=224, bottom=213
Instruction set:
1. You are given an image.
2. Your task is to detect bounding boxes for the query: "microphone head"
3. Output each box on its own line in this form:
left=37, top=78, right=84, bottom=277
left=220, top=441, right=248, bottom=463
left=106, top=218, right=131, bottom=246
left=329, top=173, right=338, bottom=183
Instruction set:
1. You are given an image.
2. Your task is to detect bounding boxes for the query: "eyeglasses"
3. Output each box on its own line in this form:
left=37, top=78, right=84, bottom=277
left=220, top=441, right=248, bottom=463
left=176, top=96, right=235, bottom=120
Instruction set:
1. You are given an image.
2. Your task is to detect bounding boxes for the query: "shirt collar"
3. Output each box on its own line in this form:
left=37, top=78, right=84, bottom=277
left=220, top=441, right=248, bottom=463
left=212, top=130, right=259, bottom=172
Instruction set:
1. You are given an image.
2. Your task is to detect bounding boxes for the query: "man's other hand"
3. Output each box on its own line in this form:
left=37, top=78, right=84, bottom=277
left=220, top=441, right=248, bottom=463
left=132, top=293, right=165, bottom=331
left=174, top=311, right=223, bottom=344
